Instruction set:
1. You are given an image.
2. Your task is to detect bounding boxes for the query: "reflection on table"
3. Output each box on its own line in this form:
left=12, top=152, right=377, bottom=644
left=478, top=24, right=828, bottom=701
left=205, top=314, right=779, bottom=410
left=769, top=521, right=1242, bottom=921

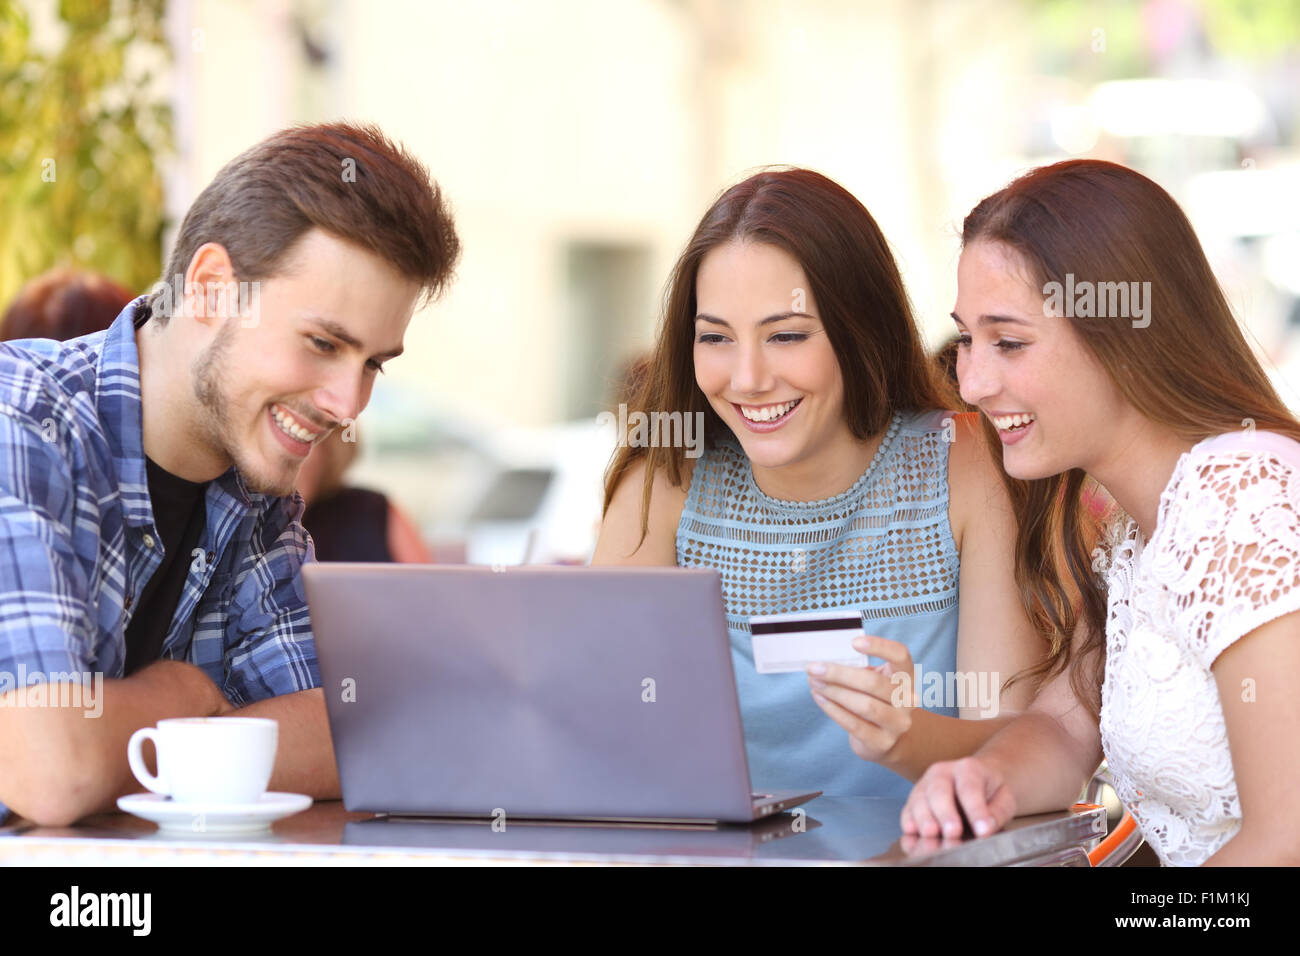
left=0, top=797, right=1106, bottom=866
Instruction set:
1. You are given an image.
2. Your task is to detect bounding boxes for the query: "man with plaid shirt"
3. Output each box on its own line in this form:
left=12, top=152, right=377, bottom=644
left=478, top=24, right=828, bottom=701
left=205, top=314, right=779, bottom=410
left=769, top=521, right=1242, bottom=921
left=0, top=123, right=459, bottom=825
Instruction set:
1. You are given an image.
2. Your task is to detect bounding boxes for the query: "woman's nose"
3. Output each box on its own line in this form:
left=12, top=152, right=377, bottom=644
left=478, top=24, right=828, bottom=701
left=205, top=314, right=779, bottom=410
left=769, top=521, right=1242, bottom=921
left=957, top=348, right=996, bottom=408
left=730, top=343, right=774, bottom=395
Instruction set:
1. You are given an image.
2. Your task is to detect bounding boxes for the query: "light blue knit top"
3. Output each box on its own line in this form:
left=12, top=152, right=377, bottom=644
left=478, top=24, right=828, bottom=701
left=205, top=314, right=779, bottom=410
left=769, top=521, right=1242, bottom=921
left=676, top=408, right=960, bottom=798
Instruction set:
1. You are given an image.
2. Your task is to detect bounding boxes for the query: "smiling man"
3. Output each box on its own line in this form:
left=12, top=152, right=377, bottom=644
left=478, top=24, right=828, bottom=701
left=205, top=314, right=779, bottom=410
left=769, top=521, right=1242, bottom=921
left=0, top=122, right=459, bottom=825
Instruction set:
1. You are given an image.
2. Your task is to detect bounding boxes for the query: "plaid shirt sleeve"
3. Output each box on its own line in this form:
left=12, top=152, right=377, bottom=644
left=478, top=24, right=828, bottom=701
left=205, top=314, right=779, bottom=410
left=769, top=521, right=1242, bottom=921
left=0, top=411, right=95, bottom=678
left=220, top=494, right=321, bottom=707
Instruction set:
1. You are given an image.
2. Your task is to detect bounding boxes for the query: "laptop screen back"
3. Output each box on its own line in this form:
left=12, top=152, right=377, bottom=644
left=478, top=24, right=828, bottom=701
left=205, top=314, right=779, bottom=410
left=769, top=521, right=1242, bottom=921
left=304, top=564, right=757, bottom=821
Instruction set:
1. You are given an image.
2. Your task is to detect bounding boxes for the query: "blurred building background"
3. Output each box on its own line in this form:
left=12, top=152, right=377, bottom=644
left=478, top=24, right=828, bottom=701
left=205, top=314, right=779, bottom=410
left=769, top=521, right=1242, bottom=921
left=4, top=0, right=1299, bottom=563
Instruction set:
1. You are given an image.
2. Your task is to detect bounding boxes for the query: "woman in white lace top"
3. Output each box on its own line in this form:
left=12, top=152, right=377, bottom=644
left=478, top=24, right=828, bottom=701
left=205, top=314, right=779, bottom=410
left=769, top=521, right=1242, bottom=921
left=900, top=159, right=1300, bottom=866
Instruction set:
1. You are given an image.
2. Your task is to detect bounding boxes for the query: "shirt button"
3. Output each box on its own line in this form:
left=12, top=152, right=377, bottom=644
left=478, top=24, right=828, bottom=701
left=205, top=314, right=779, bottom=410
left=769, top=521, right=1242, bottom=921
left=142, top=534, right=156, bottom=549
left=125, top=593, right=134, bottom=610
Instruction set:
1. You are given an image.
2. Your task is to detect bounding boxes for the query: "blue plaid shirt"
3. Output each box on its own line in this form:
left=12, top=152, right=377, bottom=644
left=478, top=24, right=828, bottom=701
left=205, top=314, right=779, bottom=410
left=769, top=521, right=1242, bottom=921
left=0, top=299, right=320, bottom=821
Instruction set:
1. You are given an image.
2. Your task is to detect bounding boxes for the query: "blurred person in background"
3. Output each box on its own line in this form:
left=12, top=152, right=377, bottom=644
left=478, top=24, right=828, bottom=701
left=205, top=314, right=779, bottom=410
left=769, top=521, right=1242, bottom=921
left=1, top=268, right=133, bottom=342
left=904, top=159, right=1300, bottom=866
left=296, top=429, right=432, bottom=563
left=594, top=168, right=1048, bottom=801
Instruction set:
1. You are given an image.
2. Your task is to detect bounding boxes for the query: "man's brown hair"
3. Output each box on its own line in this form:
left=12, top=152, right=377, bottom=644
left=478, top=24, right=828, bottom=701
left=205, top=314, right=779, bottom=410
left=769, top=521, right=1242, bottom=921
left=148, top=122, right=459, bottom=321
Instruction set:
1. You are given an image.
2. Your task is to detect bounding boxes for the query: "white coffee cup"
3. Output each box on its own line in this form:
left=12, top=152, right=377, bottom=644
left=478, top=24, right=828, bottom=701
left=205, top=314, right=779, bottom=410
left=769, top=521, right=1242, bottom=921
left=127, top=717, right=278, bottom=804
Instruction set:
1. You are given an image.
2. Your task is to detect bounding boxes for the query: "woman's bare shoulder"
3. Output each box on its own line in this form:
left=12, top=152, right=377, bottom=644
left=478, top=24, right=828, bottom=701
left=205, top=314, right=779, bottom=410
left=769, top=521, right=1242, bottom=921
left=592, top=455, right=695, bottom=566
left=944, top=411, right=1011, bottom=552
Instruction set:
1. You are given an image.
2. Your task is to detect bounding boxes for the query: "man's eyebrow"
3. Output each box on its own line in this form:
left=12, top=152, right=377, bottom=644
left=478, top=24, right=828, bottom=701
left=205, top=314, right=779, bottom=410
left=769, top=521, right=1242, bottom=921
left=306, top=316, right=404, bottom=359
left=695, top=311, right=816, bottom=327
left=950, top=311, right=1032, bottom=328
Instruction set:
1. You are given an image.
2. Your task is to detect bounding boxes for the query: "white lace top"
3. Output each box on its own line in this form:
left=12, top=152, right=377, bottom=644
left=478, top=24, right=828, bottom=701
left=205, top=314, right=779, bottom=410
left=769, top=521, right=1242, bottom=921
left=1097, top=429, right=1300, bottom=866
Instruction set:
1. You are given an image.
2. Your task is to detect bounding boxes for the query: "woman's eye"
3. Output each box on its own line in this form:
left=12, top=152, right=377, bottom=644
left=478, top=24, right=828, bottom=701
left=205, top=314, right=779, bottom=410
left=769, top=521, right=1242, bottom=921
left=367, top=360, right=386, bottom=375
left=770, top=332, right=808, bottom=344
left=696, top=333, right=729, bottom=345
left=311, top=336, right=335, bottom=354
left=954, top=334, right=1023, bottom=352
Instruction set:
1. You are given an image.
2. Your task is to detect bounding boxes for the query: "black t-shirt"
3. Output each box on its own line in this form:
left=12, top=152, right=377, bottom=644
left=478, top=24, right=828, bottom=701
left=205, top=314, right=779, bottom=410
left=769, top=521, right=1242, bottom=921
left=123, top=458, right=209, bottom=676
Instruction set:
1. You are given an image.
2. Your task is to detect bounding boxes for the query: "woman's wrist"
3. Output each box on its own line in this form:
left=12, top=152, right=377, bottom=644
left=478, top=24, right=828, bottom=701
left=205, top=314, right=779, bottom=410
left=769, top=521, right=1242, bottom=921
left=874, top=705, right=929, bottom=781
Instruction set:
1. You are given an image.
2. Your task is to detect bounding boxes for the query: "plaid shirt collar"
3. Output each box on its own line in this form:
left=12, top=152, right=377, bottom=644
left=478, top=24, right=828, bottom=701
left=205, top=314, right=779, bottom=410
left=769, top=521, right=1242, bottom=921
left=99, top=298, right=263, bottom=526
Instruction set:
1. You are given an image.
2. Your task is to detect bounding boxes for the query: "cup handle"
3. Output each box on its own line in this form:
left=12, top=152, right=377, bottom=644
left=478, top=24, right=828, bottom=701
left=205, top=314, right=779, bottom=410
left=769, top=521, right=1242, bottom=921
left=127, top=728, right=169, bottom=796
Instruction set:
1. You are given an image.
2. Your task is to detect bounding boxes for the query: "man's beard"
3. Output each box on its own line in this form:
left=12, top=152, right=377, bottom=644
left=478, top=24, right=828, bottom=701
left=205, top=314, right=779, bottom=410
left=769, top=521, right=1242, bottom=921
left=191, top=322, right=299, bottom=497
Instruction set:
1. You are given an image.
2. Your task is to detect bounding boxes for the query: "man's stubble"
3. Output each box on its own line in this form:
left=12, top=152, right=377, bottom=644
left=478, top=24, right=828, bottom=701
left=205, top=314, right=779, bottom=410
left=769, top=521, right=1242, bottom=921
left=191, top=320, right=298, bottom=498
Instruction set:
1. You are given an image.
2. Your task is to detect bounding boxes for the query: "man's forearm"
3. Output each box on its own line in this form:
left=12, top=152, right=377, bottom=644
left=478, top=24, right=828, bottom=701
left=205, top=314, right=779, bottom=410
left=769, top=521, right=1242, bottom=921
left=0, top=659, right=228, bottom=826
left=233, top=687, right=340, bottom=800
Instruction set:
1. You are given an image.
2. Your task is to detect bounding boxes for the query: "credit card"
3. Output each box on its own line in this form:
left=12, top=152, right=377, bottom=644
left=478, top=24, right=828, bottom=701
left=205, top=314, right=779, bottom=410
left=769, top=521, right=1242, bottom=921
left=748, top=609, right=869, bottom=674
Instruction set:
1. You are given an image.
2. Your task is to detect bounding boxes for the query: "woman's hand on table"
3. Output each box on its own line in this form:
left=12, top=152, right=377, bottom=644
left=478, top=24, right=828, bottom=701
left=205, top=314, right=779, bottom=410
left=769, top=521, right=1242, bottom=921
left=806, top=634, right=916, bottom=763
left=900, top=756, right=1016, bottom=840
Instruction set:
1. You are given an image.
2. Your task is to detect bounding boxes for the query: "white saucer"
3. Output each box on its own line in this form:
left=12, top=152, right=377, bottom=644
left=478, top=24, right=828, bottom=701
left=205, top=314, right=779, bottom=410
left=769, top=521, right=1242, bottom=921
left=117, top=792, right=313, bottom=835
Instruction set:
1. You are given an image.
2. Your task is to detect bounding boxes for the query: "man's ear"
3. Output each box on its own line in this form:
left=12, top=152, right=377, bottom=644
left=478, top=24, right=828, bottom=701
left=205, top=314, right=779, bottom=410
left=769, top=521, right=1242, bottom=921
left=183, top=243, right=237, bottom=327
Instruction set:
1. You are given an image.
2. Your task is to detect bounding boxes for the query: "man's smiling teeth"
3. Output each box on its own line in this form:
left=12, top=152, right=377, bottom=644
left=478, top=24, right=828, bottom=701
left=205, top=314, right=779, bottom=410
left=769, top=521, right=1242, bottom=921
left=272, top=404, right=321, bottom=443
left=740, top=399, right=800, bottom=422
left=992, top=413, right=1036, bottom=430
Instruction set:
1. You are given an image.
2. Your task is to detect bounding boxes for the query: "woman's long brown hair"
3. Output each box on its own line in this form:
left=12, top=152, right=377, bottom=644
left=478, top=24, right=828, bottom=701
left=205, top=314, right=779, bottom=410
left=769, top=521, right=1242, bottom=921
left=962, top=159, right=1300, bottom=718
left=602, top=167, right=954, bottom=544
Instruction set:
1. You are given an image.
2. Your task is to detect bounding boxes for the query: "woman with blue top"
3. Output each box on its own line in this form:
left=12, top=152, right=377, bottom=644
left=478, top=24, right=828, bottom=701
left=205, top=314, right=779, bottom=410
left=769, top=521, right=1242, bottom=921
left=593, top=168, right=1048, bottom=799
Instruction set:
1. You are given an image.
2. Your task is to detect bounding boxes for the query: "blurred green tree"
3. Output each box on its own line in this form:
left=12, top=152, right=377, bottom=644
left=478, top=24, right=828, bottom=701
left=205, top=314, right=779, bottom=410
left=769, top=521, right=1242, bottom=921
left=1030, top=0, right=1300, bottom=78
left=0, top=0, right=172, bottom=313
left=1205, top=0, right=1300, bottom=59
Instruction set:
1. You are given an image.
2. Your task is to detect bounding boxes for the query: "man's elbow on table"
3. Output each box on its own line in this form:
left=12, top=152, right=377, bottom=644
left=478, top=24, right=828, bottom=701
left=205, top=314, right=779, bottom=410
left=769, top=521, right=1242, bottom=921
left=0, top=718, right=114, bottom=827
left=3, top=773, right=107, bottom=827
left=0, top=697, right=126, bottom=827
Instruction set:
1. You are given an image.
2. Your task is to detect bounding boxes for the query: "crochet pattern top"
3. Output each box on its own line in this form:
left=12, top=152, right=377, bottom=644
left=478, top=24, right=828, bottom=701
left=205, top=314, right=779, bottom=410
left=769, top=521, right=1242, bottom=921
left=676, top=408, right=960, bottom=797
left=1097, top=429, right=1300, bottom=866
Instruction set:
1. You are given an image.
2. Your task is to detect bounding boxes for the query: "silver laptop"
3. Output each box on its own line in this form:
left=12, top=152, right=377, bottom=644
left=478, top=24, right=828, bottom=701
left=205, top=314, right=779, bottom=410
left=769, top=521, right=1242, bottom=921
left=303, top=564, right=820, bottom=823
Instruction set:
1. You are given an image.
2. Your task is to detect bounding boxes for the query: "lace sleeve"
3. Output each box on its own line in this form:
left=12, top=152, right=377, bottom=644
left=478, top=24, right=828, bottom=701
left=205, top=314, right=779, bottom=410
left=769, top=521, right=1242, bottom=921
left=1150, top=445, right=1300, bottom=671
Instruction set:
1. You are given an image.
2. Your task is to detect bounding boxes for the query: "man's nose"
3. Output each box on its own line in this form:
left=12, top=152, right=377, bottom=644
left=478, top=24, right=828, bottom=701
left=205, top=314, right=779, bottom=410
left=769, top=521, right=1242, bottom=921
left=314, top=366, right=368, bottom=428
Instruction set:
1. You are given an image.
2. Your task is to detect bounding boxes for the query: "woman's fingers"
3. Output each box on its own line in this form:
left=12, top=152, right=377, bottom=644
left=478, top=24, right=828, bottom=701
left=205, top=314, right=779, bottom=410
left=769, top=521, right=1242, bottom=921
left=807, top=636, right=917, bottom=762
left=804, top=635, right=920, bottom=763
left=919, top=765, right=966, bottom=838
left=809, top=684, right=898, bottom=753
left=856, top=634, right=919, bottom=705
left=901, top=769, right=945, bottom=836
left=854, top=634, right=912, bottom=673
left=977, top=780, right=1013, bottom=837
left=948, top=758, right=1013, bottom=837
left=812, top=678, right=908, bottom=730
left=950, top=758, right=998, bottom=836
left=901, top=758, right=1012, bottom=840
left=982, top=781, right=1017, bottom=833
left=808, top=661, right=895, bottom=701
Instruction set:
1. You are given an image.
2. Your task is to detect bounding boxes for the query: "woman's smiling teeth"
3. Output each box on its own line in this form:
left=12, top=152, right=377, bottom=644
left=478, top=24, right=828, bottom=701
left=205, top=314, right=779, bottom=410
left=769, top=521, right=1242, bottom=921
left=992, top=412, right=1036, bottom=431
left=739, top=398, right=802, bottom=422
left=271, top=403, right=322, bottom=443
